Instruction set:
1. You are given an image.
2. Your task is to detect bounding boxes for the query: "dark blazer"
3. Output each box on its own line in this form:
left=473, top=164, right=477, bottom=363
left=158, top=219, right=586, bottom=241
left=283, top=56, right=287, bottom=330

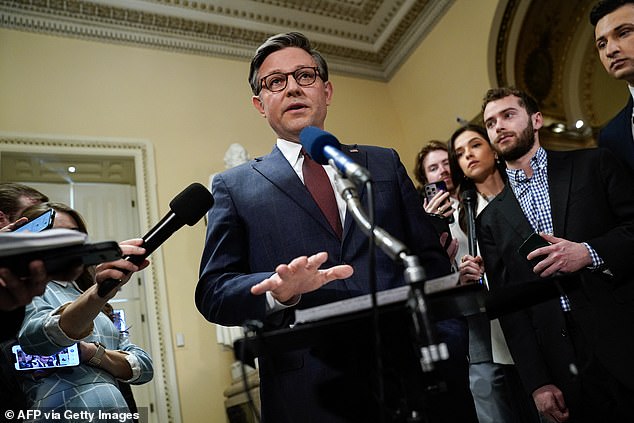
left=597, top=96, right=634, bottom=171
left=197, top=144, right=475, bottom=423
left=477, top=148, right=634, bottom=416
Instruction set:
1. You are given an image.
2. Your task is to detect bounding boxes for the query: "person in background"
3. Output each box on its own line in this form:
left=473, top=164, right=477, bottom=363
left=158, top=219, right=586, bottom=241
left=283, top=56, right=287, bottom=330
left=590, top=0, right=634, bottom=171
left=196, top=31, right=477, bottom=423
left=413, top=141, right=461, bottom=263
left=0, top=184, right=83, bottom=416
left=478, top=86, right=634, bottom=422
left=447, top=124, right=541, bottom=423
left=0, top=183, right=49, bottom=231
left=16, top=202, right=153, bottom=420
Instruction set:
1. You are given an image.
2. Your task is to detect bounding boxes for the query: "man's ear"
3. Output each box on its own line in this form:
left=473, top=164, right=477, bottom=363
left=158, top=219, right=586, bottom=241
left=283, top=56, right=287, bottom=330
left=532, top=111, right=544, bottom=131
left=252, top=95, right=266, bottom=117
left=324, top=80, right=334, bottom=107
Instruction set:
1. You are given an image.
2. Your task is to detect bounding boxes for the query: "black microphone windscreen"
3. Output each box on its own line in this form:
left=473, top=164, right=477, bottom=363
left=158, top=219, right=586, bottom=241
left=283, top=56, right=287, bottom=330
left=460, top=189, right=477, bottom=206
left=299, top=126, right=341, bottom=165
left=169, top=182, right=214, bottom=226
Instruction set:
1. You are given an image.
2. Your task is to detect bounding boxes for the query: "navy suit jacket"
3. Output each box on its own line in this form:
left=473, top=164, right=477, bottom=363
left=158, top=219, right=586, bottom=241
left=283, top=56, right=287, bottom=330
left=477, top=148, right=634, bottom=416
left=196, top=143, right=473, bottom=422
left=597, top=96, right=634, bottom=171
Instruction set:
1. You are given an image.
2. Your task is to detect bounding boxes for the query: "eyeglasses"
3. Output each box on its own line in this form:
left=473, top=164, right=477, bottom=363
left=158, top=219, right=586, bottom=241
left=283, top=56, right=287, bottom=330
left=259, top=67, right=320, bottom=93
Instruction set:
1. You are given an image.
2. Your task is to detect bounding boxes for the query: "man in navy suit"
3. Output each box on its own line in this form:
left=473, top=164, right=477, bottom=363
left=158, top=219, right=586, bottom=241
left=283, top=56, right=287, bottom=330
left=590, top=0, right=634, bottom=171
left=478, top=87, right=634, bottom=423
left=196, top=32, right=477, bottom=422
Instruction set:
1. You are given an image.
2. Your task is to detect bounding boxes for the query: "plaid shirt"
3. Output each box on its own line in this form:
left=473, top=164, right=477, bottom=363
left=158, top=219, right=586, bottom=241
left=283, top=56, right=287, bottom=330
left=506, top=147, right=603, bottom=311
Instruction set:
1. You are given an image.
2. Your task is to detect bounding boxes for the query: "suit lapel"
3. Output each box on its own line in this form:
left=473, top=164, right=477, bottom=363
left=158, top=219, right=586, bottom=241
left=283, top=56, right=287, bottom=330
left=494, top=185, right=534, bottom=240
left=546, top=151, right=572, bottom=237
left=340, top=144, right=368, bottom=241
left=252, top=145, right=339, bottom=238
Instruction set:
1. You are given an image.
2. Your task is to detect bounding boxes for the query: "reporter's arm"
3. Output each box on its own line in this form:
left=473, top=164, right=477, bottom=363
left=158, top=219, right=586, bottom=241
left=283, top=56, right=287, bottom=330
left=58, top=239, right=147, bottom=339
left=79, top=339, right=153, bottom=383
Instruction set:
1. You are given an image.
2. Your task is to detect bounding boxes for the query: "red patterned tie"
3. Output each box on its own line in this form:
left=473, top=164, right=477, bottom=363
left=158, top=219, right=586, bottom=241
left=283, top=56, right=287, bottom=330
left=301, top=149, right=343, bottom=238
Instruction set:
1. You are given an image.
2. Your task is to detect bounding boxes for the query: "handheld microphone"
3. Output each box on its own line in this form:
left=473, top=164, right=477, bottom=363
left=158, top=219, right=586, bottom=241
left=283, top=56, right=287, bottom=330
left=460, top=189, right=478, bottom=257
left=299, top=126, right=371, bottom=184
left=97, top=182, right=214, bottom=297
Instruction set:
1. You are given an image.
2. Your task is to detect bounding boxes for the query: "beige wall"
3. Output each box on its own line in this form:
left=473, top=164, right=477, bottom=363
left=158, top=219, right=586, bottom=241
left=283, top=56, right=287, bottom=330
left=0, top=1, right=497, bottom=421
left=389, top=0, right=500, bottom=180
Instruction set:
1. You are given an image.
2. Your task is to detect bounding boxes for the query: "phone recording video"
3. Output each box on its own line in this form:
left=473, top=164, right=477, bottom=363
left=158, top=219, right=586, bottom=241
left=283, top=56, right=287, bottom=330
left=12, top=343, right=80, bottom=371
left=14, top=209, right=56, bottom=233
left=423, top=181, right=454, bottom=223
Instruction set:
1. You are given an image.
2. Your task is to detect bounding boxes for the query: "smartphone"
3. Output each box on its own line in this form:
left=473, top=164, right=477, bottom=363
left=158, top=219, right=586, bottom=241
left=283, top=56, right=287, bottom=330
left=518, top=232, right=550, bottom=267
left=426, top=213, right=453, bottom=250
left=14, top=209, right=56, bottom=233
left=0, top=241, right=122, bottom=276
left=423, top=181, right=448, bottom=203
left=423, top=181, right=454, bottom=223
left=12, top=343, right=80, bottom=371
left=42, top=241, right=123, bottom=274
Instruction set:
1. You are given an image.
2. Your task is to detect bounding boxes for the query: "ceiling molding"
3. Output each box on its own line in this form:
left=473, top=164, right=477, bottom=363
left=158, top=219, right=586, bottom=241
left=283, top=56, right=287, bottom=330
left=0, top=0, right=454, bottom=81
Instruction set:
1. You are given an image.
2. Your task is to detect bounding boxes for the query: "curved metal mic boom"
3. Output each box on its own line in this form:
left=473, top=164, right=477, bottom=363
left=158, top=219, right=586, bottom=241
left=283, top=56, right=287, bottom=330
left=334, top=175, right=448, bottom=371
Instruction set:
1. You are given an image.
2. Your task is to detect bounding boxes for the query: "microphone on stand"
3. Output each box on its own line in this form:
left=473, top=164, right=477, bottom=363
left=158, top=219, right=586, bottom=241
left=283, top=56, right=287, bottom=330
left=460, top=189, right=483, bottom=286
left=460, top=189, right=478, bottom=257
left=97, top=182, right=214, bottom=297
left=299, top=126, right=371, bottom=185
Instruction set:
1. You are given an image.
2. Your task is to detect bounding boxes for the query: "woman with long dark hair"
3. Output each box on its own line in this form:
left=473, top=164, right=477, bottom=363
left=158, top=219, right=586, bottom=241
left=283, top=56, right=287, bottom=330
left=447, top=125, right=540, bottom=423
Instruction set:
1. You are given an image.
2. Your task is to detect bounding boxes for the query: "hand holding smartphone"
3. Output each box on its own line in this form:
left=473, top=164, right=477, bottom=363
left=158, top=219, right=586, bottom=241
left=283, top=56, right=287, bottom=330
left=14, top=209, right=55, bottom=233
left=518, top=232, right=551, bottom=267
left=423, top=181, right=455, bottom=223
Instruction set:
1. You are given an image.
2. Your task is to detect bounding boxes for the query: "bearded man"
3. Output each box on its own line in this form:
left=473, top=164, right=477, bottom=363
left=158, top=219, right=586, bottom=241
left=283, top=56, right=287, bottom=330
left=476, top=87, right=634, bottom=423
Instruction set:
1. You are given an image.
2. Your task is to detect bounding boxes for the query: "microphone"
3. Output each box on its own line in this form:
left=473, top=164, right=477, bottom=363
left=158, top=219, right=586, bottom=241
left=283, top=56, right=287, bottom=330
left=460, top=189, right=478, bottom=257
left=299, top=126, right=371, bottom=184
left=97, top=182, right=214, bottom=297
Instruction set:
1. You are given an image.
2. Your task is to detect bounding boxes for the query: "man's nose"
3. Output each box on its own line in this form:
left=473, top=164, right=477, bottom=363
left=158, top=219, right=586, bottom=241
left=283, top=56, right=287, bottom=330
left=606, top=38, right=621, bottom=58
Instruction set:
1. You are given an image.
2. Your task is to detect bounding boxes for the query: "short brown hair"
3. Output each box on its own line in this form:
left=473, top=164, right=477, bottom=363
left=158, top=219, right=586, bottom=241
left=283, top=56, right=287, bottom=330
left=413, top=140, right=448, bottom=186
left=481, top=86, right=539, bottom=116
left=248, top=32, right=329, bottom=95
left=0, top=183, right=48, bottom=221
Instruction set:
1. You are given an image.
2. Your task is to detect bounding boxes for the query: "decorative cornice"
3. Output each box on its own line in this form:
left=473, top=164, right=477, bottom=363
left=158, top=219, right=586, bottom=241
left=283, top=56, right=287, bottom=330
left=0, top=0, right=453, bottom=80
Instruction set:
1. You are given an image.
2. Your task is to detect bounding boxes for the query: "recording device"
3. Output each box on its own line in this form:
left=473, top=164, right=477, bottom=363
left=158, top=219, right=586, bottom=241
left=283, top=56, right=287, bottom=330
left=12, top=343, right=80, bottom=371
left=97, top=182, right=214, bottom=297
left=460, top=189, right=478, bottom=257
left=423, top=181, right=454, bottom=224
left=423, top=181, right=447, bottom=203
left=0, top=240, right=122, bottom=277
left=299, top=126, right=372, bottom=184
left=14, top=209, right=56, bottom=233
left=518, top=232, right=550, bottom=267
left=426, top=213, right=452, bottom=250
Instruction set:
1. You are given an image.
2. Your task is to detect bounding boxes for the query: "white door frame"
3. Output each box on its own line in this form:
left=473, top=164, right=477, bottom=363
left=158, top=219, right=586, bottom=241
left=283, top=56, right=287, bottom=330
left=0, top=132, right=181, bottom=423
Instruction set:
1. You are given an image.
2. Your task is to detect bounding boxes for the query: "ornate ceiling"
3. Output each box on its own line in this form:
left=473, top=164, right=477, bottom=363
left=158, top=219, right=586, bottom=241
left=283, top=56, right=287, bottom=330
left=0, top=0, right=454, bottom=80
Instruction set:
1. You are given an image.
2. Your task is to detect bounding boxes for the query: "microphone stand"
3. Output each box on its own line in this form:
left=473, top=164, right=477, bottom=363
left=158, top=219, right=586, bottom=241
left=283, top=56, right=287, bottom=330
left=334, top=176, right=449, bottom=373
left=332, top=165, right=385, bottom=423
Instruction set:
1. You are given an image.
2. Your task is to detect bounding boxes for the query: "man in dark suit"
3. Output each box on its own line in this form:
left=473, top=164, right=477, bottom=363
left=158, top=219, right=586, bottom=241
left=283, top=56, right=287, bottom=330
left=196, top=32, right=477, bottom=423
left=590, top=0, right=634, bottom=171
left=478, top=87, right=634, bottom=423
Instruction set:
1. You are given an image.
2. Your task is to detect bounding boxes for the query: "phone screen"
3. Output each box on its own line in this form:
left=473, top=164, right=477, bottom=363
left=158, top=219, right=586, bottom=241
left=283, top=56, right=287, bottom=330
left=12, top=343, right=80, bottom=371
left=14, top=209, right=56, bottom=233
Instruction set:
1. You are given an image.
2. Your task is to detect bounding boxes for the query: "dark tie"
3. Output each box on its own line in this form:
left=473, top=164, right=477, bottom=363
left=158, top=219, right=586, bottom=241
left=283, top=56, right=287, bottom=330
left=301, top=149, right=343, bottom=238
